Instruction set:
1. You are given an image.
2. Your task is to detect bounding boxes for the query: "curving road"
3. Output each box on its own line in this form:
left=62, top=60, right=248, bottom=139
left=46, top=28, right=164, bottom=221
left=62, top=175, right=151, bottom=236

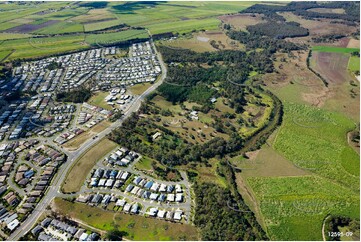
left=8, top=38, right=167, bottom=241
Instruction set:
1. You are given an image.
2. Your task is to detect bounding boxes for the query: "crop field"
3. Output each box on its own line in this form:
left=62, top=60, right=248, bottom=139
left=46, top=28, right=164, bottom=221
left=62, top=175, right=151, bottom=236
left=84, top=19, right=122, bottom=32
left=62, top=138, right=118, bottom=193
left=85, top=30, right=149, bottom=46
left=0, top=33, right=32, bottom=40
left=53, top=198, right=199, bottom=241
left=274, top=102, right=359, bottom=189
left=34, top=21, right=84, bottom=34
left=247, top=175, right=359, bottom=240
left=0, top=34, right=87, bottom=62
left=312, top=46, right=360, bottom=54
left=146, top=18, right=221, bottom=35
left=311, top=51, right=355, bottom=85
left=348, top=56, right=360, bottom=72
left=0, top=50, right=12, bottom=62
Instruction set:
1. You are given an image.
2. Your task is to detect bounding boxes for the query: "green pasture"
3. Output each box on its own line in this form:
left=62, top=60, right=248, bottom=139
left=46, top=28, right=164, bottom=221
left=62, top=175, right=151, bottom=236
left=312, top=46, right=360, bottom=54
left=85, top=30, right=149, bottom=45
left=34, top=21, right=84, bottom=34
left=274, top=102, right=359, bottom=190
left=247, top=175, right=359, bottom=240
left=348, top=56, right=360, bottom=72
left=0, top=35, right=87, bottom=61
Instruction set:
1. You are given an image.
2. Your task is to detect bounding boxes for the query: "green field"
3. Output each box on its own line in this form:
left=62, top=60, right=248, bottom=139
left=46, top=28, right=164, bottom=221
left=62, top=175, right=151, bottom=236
left=274, top=102, right=359, bottom=188
left=0, top=33, right=32, bottom=41
left=88, top=91, right=113, bottom=110
left=85, top=29, right=149, bottom=45
left=34, top=21, right=84, bottom=34
left=62, top=138, right=118, bottom=193
left=246, top=101, right=361, bottom=240
left=0, top=35, right=87, bottom=61
left=53, top=198, right=199, bottom=241
left=84, top=19, right=122, bottom=32
left=312, top=46, right=360, bottom=53
left=247, top=175, right=359, bottom=240
left=348, top=56, right=360, bottom=72
left=0, top=50, right=12, bottom=61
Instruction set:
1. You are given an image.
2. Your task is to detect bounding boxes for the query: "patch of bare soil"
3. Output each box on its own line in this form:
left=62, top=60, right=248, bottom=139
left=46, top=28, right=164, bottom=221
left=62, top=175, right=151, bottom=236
left=218, top=13, right=265, bottom=31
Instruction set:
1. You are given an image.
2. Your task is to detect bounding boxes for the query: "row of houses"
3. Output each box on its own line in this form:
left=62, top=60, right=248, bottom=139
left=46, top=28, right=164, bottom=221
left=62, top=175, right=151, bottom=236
left=31, top=217, right=100, bottom=241
left=104, top=147, right=138, bottom=166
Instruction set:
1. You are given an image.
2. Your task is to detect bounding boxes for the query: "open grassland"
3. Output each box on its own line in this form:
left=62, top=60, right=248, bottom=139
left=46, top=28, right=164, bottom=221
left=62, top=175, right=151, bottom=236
left=53, top=198, right=199, bottom=241
left=312, top=46, right=360, bottom=53
left=0, top=35, right=87, bottom=62
left=160, top=31, right=241, bottom=52
left=88, top=91, right=113, bottom=110
left=62, top=138, right=117, bottom=193
left=129, top=82, right=152, bottom=95
left=85, top=30, right=149, bottom=46
left=348, top=56, right=360, bottom=72
left=218, top=13, right=266, bottom=31
left=63, top=121, right=111, bottom=150
left=247, top=175, right=359, bottom=241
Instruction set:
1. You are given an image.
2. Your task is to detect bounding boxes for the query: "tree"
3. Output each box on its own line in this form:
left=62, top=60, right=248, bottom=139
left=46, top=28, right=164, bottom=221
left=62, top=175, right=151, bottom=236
left=106, top=229, right=128, bottom=241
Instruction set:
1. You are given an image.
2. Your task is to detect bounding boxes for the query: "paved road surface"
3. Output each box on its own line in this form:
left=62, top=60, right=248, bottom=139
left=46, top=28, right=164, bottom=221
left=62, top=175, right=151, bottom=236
left=8, top=39, right=167, bottom=241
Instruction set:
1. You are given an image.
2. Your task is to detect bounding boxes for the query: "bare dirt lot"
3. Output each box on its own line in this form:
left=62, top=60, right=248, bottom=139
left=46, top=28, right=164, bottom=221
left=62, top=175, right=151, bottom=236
left=311, top=51, right=352, bottom=85
left=347, top=38, right=360, bottom=48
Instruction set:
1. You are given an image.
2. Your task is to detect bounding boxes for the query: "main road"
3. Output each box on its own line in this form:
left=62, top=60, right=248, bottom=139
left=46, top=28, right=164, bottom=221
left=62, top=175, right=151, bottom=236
left=8, top=38, right=167, bottom=241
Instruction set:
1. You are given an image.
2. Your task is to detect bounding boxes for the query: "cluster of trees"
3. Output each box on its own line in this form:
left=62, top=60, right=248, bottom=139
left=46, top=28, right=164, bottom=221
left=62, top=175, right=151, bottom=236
left=227, top=29, right=304, bottom=54
left=194, top=182, right=267, bottom=240
left=325, top=216, right=360, bottom=241
left=46, top=61, right=62, bottom=70
left=246, top=21, right=309, bottom=39
left=55, top=88, right=91, bottom=103
left=312, top=34, right=346, bottom=43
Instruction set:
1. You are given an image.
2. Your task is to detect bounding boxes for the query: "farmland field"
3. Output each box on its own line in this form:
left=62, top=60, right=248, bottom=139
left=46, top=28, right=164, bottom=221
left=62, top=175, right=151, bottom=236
left=311, top=51, right=355, bottom=84
left=312, top=46, right=360, bottom=53
left=0, top=35, right=87, bottom=61
left=247, top=175, right=359, bottom=240
left=85, top=29, right=149, bottom=46
left=62, top=138, right=118, bottom=193
left=348, top=56, right=360, bottom=72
